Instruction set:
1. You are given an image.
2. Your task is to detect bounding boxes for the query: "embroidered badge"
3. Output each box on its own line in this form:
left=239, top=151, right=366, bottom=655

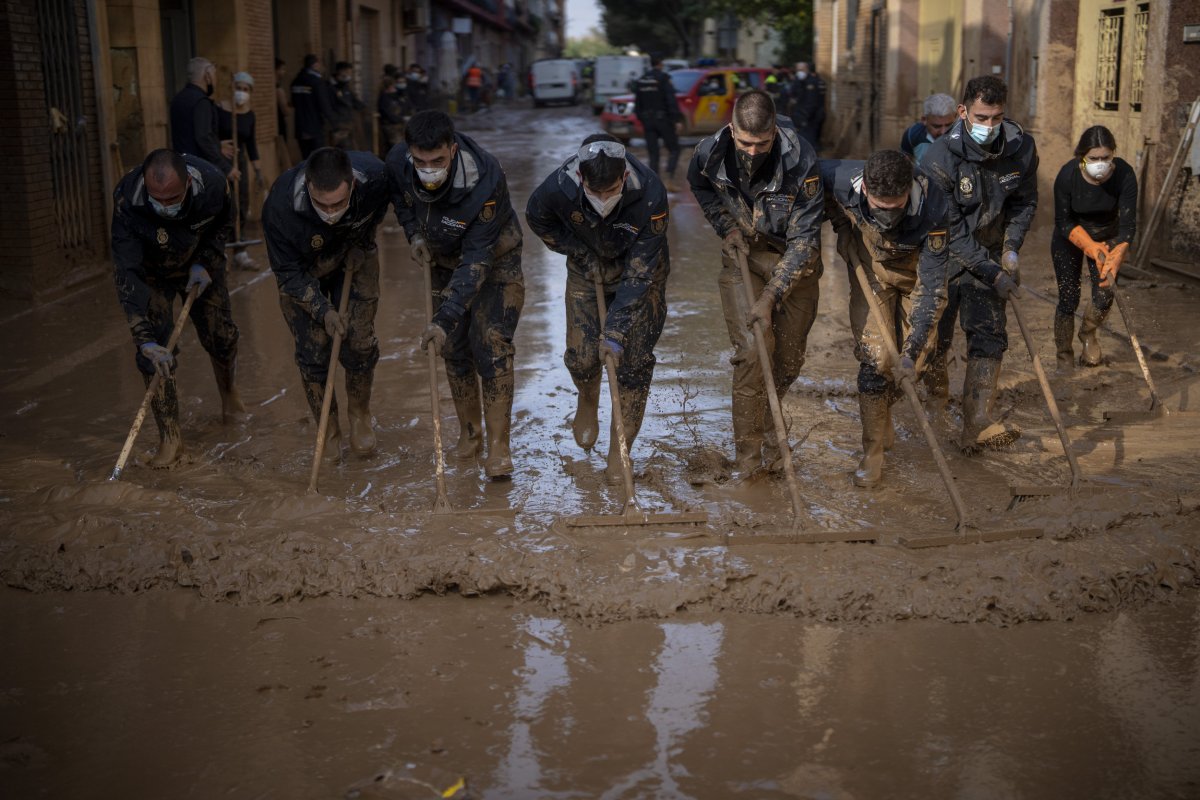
left=959, top=175, right=973, bottom=196
left=803, top=175, right=820, bottom=199
left=311, top=234, right=324, bottom=250
left=570, top=210, right=585, bottom=224
left=480, top=201, right=495, bottom=222
left=928, top=229, right=947, bottom=253
left=651, top=211, right=668, bottom=235
left=156, top=228, right=168, bottom=245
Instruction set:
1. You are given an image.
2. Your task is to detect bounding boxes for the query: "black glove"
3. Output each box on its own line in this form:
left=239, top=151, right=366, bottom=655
left=993, top=271, right=1020, bottom=300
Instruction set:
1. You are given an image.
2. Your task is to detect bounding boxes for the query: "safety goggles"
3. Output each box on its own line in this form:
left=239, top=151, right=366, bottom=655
left=577, top=140, right=626, bottom=162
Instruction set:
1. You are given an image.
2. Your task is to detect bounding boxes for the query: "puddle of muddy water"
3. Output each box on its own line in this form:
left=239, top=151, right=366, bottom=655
left=1, top=588, right=1198, bottom=798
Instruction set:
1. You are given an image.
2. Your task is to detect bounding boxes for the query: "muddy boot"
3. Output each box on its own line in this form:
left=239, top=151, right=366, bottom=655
left=1078, top=305, right=1106, bottom=367
left=446, top=372, right=483, bottom=460
left=730, top=394, right=764, bottom=480
left=571, top=375, right=601, bottom=451
left=210, top=356, right=248, bottom=424
left=1054, top=313, right=1076, bottom=374
left=145, top=374, right=184, bottom=468
left=854, top=392, right=889, bottom=488
left=345, top=369, right=377, bottom=456
left=923, top=352, right=949, bottom=412
left=303, top=380, right=342, bottom=459
left=482, top=373, right=514, bottom=480
left=959, top=358, right=1020, bottom=454
left=605, top=385, right=648, bottom=483
left=882, top=390, right=897, bottom=451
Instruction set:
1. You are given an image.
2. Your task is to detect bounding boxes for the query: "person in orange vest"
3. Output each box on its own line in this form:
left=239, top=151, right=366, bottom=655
left=464, top=64, right=484, bottom=113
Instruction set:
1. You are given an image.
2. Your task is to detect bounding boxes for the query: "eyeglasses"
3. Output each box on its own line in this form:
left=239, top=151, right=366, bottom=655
left=577, top=141, right=626, bottom=162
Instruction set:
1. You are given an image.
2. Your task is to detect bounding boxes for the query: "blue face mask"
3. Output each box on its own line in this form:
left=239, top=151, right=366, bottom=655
left=969, top=121, right=1000, bottom=146
left=149, top=196, right=184, bottom=218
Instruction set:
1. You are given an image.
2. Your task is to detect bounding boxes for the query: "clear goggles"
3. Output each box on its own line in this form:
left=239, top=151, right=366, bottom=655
left=577, top=140, right=626, bottom=162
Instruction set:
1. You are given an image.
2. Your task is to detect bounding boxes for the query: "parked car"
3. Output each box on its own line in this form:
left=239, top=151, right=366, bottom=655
left=590, top=54, right=650, bottom=115
left=662, top=58, right=689, bottom=71
left=530, top=58, right=580, bottom=107
left=600, top=67, right=773, bottom=142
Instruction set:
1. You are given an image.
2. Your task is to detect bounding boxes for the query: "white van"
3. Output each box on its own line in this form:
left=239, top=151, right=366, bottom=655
left=591, top=54, right=650, bottom=115
left=530, top=59, right=579, bottom=107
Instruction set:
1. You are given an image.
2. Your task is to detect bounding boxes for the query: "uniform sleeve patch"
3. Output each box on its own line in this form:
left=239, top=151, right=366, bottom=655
left=479, top=200, right=496, bottom=222
left=651, top=211, right=668, bottom=234
left=928, top=229, right=947, bottom=253
left=803, top=175, right=820, bottom=199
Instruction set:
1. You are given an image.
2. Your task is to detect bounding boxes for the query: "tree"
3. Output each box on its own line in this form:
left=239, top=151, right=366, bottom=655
left=599, top=0, right=714, bottom=58
left=565, top=29, right=625, bottom=58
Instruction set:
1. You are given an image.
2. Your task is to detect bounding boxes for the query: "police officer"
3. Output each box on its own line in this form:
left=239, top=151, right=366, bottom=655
left=822, top=151, right=949, bottom=487
left=632, top=54, right=684, bottom=190
left=688, top=90, right=824, bottom=478
left=899, top=93, right=958, bottom=164
left=291, top=55, right=336, bottom=158
left=526, top=134, right=671, bottom=480
left=787, top=61, right=826, bottom=152
left=262, top=147, right=390, bottom=458
left=111, top=149, right=245, bottom=468
left=387, top=110, right=524, bottom=480
left=330, top=61, right=367, bottom=149
left=169, top=57, right=239, bottom=184
left=920, top=75, right=1038, bottom=453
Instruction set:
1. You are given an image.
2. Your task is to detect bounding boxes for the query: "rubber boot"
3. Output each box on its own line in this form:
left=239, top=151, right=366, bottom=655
left=303, top=380, right=342, bottom=459
left=571, top=375, right=601, bottom=451
left=482, top=373, right=514, bottom=479
left=345, top=369, right=377, bottom=456
left=605, top=385, right=649, bottom=483
left=854, top=392, right=890, bottom=488
left=1054, top=313, right=1076, bottom=374
left=882, top=386, right=898, bottom=451
left=145, top=374, right=183, bottom=468
left=446, top=372, right=483, bottom=459
left=210, top=355, right=248, bottom=424
left=923, top=351, right=949, bottom=412
left=730, top=393, right=763, bottom=480
left=959, top=358, right=1020, bottom=453
left=1078, top=305, right=1106, bottom=367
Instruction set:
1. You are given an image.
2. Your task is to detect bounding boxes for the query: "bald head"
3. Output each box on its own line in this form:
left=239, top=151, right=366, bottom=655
left=143, top=149, right=189, bottom=204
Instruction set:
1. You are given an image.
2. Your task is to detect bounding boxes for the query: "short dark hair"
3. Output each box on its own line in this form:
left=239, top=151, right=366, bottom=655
left=405, top=110, right=456, bottom=150
left=1074, top=125, right=1117, bottom=158
left=732, top=89, right=776, bottom=135
left=142, top=149, right=187, bottom=184
left=334, top=61, right=352, bottom=73
left=306, top=147, right=353, bottom=192
left=383, top=63, right=398, bottom=77
left=962, top=75, right=1007, bottom=109
left=303, top=54, right=319, bottom=69
left=863, top=150, right=914, bottom=198
left=578, top=133, right=626, bottom=188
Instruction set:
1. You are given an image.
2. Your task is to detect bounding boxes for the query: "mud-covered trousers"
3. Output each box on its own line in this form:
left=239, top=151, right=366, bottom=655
left=278, top=248, right=380, bottom=384
left=638, top=114, right=681, bottom=177
left=720, top=245, right=820, bottom=434
left=1051, top=231, right=1114, bottom=317
left=563, top=268, right=667, bottom=393
left=129, top=263, right=239, bottom=378
left=430, top=246, right=525, bottom=381
left=929, top=252, right=1009, bottom=365
left=848, top=261, right=923, bottom=397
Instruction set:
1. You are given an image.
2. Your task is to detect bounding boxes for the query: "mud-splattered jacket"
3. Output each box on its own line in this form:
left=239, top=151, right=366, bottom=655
left=821, top=159, right=949, bottom=360
left=526, top=151, right=670, bottom=344
left=687, top=115, right=823, bottom=301
left=919, top=118, right=1038, bottom=285
left=111, top=154, right=232, bottom=347
left=387, top=132, right=523, bottom=330
left=262, top=151, right=390, bottom=322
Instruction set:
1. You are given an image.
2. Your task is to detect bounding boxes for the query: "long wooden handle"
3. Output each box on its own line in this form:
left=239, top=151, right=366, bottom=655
left=735, top=250, right=804, bottom=519
left=593, top=270, right=639, bottom=512
left=421, top=255, right=452, bottom=512
left=1112, top=287, right=1162, bottom=413
left=110, top=284, right=200, bottom=481
left=851, top=262, right=971, bottom=529
left=307, top=267, right=355, bottom=493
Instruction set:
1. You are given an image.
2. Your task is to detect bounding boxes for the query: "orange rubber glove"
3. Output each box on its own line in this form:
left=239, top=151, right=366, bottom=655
left=1099, top=241, right=1129, bottom=288
left=1068, top=225, right=1109, bottom=264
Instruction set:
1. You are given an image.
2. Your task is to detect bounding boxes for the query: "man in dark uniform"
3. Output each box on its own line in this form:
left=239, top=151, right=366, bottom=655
left=526, top=134, right=671, bottom=480
left=291, top=54, right=336, bottom=158
left=111, top=149, right=245, bottom=467
left=688, top=89, right=824, bottom=478
left=329, top=61, right=367, bottom=150
left=787, top=61, right=826, bottom=152
left=920, top=75, right=1038, bottom=453
left=387, top=110, right=524, bottom=480
left=632, top=54, right=684, bottom=190
left=822, top=151, right=949, bottom=486
left=262, top=147, right=391, bottom=458
left=169, top=56, right=239, bottom=184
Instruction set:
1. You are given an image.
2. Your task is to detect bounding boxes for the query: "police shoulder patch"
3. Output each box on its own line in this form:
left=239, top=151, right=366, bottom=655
left=803, top=175, right=820, bottom=199
left=928, top=229, right=947, bottom=253
left=650, top=211, right=668, bottom=234
left=570, top=210, right=585, bottom=224
left=156, top=228, right=168, bottom=245
left=480, top=200, right=496, bottom=222
left=311, top=234, right=324, bottom=250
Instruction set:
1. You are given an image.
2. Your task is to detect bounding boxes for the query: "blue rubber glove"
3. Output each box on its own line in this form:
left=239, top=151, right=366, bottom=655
left=421, top=322, right=447, bottom=354
left=993, top=270, right=1020, bottom=300
left=186, top=263, right=212, bottom=296
left=1001, top=250, right=1021, bottom=284
left=140, top=342, right=175, bottom=379
left=599, top=338, right=623, bottom=366
left=894, top=355, right=916, bottom=385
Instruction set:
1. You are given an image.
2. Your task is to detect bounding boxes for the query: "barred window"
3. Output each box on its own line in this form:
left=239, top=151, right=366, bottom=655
left=1095, top=8, right=1124, bottom=111
left=1130, top=3, right=1150, bottom=111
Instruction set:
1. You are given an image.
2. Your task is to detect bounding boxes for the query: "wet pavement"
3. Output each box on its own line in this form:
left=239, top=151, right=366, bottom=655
left=2, top=102, right=1199, bottom=796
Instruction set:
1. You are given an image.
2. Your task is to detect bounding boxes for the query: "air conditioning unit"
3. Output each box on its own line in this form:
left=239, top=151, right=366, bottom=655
left=402, top=0, right=429, bottom=32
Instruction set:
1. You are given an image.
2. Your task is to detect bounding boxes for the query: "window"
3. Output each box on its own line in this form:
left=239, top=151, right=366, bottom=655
left=1095, top=8, right=1124, bottom=110
left=1130, top=3, right=1150, bottom=111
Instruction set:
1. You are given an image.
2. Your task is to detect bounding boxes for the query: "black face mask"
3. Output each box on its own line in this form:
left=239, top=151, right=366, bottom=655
left=737, top=149, right=770, bottom=176
left=869, top=205, right=906, bottom=230
left=205, top=80, right=214, bottom=97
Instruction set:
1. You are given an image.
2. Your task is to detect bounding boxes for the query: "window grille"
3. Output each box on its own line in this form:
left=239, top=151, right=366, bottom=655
left=1095, top=8, right=1124, bottom=111
left=1130, top=3, right=1149, bottom=111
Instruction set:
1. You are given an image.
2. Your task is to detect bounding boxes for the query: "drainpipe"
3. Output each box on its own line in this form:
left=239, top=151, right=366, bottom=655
left=86, top=0, right=115, bottom=248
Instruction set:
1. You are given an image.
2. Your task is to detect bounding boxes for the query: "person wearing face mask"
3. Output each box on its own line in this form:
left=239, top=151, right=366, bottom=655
left=377, top=67, right=409, bottom=158
left=329, top=62, right=367, bottom=149
left=920, top=75, right=1038, bottom=454
left=526, top=135, right=671, bottom=480
left=291, top=54, right=337, bottom=158
left=262, top=147, right=391, bottom=458
left=1051, top=125, right=1137, bottom=370
left=111, top=149, right=245, bottom=468
left=900, top=93, right=958, bottom=164
left=786, top=61, right=826, bottom=152
left=822, top=151, right=949, bottom=487
left=170, top=57, right=239, bottom=184
left=218, top=72, right=265, bottom=270
left=386, top=111, right=525, bottom=480
left=406, top=64, right=430, bottom=112
left=688, top=89, right=824, bottom=479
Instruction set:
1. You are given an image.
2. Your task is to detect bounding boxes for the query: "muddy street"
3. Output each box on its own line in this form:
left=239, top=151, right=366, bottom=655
left=2, top=102, right=1200, bottom=796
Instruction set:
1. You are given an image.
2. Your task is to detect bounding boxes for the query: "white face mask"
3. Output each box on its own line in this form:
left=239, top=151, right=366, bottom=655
left=150, top=196, right=184, bottom=218
left=1084, top=160, right=1113, bottom=180
left=312, top=193, right=351, bottom=224
left=796, top=71, right=807, bottom=80
left=968, top=121, right=1000, bottom=145
left=585, top=190, right=621, bottom=218
left=417, top=167, right=448, bottom=190
left=234, top=90, right=250, bottom=106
